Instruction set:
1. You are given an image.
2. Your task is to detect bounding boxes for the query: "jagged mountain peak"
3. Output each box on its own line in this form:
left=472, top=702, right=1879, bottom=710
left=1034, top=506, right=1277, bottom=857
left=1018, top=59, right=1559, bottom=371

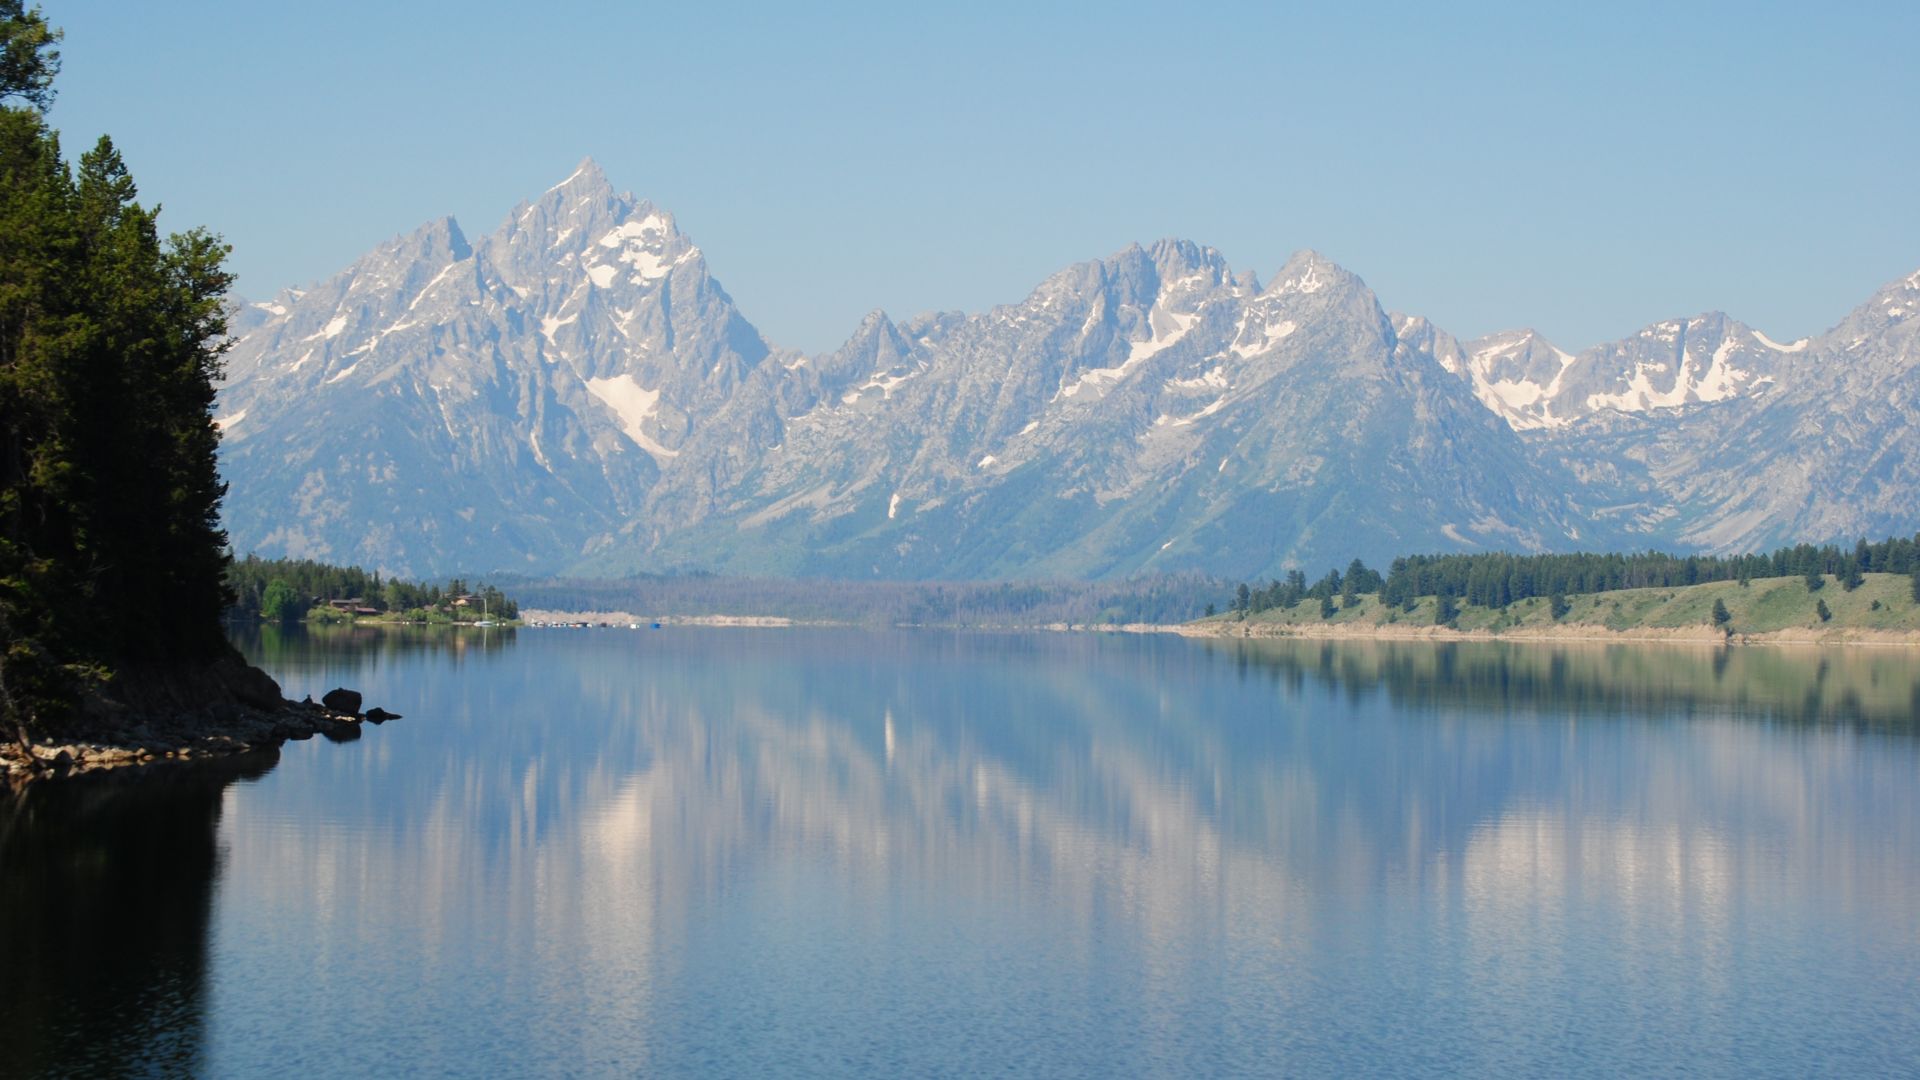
left=847, top=308, right=902, bottom=341
left=1265, top=249, right=1360, bottom=296
left=1470, top=326, right=1560, bottom=352
left=491, top=160, right=700, bottom=276
left=1142, top=238, right=1234, bottom=282
left=813, top=310, right=912, bottom=381
left=1832, top=264, right=1920, bottom=340
left=211, top=162, right=1920, bottom=579
left=543, top=156, right=613, bottom=200
left=1015, top=240, right=1231, bottom=324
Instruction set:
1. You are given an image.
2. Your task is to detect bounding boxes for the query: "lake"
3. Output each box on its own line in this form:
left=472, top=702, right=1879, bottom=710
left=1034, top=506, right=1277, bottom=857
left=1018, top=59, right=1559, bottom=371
left=4, top=627, right=1918, bottom=1076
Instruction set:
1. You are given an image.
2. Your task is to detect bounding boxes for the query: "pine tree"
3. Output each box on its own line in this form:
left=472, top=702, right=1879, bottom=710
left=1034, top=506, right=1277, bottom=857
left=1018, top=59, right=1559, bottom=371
left=0, top=5, right=235, bottom=744
left=1816, top=598, right=1831, bottom=623
left=1711, top=598, right=1731, bottom=627
left=0, top=1, right=58, bottom=110
left=1549, top=592, right=1569, bottom=620
left=1435, top=594, right=1458, bottom=627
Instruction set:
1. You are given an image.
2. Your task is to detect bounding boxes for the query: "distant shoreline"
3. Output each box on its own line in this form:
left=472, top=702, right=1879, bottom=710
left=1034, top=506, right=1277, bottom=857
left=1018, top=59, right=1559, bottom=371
left=508, top=573, right=1920, bottom=648
left=520, top=609, right=803, bottom=628
left=509, top=612, right=1920, bottom=648
left=1172, top=572, right=1920, bottom=649
left=1164, top=619, right=1920, bottom=649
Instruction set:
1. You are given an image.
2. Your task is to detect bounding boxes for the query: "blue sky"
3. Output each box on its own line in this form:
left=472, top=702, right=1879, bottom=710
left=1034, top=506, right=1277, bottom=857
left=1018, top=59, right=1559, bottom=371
left=44, top=1, right=1920, bottom=353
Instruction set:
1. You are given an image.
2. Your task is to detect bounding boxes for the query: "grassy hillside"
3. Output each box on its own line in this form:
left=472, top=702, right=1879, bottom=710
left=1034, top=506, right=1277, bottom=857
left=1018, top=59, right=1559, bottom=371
left=1198, top=573, right=1920, bottom=639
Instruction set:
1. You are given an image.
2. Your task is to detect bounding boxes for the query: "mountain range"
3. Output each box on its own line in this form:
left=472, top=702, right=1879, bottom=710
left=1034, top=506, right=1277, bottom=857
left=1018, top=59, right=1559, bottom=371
left=214, top=159, right=1920, bottom=580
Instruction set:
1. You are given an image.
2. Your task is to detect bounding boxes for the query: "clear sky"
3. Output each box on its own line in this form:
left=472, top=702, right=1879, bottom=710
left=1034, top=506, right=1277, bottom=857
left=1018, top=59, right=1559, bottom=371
left=41, top=1, right=1920, bottom=354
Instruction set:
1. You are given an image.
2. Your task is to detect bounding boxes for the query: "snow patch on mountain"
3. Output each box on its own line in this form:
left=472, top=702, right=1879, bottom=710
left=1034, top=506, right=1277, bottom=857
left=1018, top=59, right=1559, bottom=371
left=1056, top=308, right=1198, bottom=399
left=307, top=315, right=348, bottom=341
left=1231, top=318, right=1296, bottom=359
left=586, top=375, right=678, bottom=461
left=1751, top=329, right=1807, bottom=353
left=1459, top=330, right=1578, bottom=430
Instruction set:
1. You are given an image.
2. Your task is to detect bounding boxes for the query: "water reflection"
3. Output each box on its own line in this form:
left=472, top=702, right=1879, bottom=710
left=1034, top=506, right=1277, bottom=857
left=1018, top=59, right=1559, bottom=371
left=204, top=630, right=1919, bottom=1074
left=225, top=621, right=516, bottom=674
left=8, top=631, right=1919, bottom=1075
left=0, top=752, right=279, bottom=1077
left=1213, top=636, right=1920, bottom=729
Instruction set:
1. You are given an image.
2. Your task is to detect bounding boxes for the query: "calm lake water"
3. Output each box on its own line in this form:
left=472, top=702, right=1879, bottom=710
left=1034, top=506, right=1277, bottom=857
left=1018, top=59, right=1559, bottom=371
left=5, top=627, right=1919, bottom=1076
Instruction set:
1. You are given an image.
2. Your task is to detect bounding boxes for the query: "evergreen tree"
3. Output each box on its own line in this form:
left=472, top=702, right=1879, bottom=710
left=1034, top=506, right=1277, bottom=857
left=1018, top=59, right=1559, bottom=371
left=1282, top=570, right=1306, bottom=608
left=1816, top=598, right=1832, bottom=623
left=1549, top=592, right=1569, bottom=621
left=1343, top=558, right=1382, bottom=594
left=1319, top=594, right=1335, bottom=620
left=0, top=0, right=57, bottom=110
left=0, top=5, right=235, bottom=744
left=1435, top=594, right=1458, bottom=627
left=1912, top=568, right=1919, bottom=605
left=1804, top=570, right=1823, bottom=592
left=1711, top=598, right=1731, bottom=627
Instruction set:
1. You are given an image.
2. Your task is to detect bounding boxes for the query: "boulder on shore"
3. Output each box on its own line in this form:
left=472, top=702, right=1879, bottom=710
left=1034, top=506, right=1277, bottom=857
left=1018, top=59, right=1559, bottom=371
left=364, top=707, right=402, bottom=723
left=321, top=688, right=363, bottom=716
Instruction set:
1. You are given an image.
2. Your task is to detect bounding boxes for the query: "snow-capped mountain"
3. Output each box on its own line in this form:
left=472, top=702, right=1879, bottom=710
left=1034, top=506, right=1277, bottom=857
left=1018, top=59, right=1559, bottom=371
left=1403, top=315, right=1808, bottom=431
left=1538, top=268, right=1920, bottom=553
left=217, top=160, right=780, bottom=574
left=613, top=242, right=1589, bottom=580
left=214, top=161, right=1920, bottom=579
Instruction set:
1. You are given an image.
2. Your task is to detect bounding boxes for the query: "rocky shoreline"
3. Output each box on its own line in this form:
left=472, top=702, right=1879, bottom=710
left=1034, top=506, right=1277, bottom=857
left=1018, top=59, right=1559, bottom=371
left=1, top=656, right=399, bottom=785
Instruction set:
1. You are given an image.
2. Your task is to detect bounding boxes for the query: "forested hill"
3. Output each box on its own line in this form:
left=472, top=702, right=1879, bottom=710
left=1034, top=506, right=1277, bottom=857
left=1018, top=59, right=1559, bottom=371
left=1226, top=537, right=1920, bottom=618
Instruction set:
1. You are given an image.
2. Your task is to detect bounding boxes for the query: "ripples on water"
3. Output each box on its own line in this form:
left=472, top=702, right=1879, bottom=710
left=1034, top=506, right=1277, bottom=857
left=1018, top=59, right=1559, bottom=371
left=3, top=628, right=1916, bottom=1076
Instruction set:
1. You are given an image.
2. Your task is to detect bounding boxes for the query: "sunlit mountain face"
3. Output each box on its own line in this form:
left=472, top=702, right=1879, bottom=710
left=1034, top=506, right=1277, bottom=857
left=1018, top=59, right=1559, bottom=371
left=217, top=162, right=1920, bottom=579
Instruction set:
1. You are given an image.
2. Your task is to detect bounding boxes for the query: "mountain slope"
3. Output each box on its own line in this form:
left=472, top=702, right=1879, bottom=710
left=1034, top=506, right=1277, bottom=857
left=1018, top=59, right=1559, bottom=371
left=215, top=163, right=1919, bottom=579
left=217, top=160, right=778, bottom=575
left=1536, top=268, right=1920, bottom=552
left=612, top=244, right=1595, bottom=580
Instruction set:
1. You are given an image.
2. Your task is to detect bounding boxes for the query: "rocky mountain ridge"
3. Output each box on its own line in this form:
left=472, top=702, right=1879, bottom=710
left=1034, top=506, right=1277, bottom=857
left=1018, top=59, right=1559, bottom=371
left=214, top=160, right=1920, bottom=579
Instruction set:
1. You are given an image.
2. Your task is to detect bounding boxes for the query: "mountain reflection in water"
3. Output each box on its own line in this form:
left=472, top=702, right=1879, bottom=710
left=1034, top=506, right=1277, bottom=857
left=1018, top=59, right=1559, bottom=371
left=3, top=629, right=1915, bottom=1075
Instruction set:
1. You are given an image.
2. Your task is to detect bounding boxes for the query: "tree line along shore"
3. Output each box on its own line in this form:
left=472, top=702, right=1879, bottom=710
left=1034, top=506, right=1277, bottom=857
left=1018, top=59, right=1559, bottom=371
left=1195, top=570, right=1920, bottom=644
left=226, top=556, right=521, bottom=627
